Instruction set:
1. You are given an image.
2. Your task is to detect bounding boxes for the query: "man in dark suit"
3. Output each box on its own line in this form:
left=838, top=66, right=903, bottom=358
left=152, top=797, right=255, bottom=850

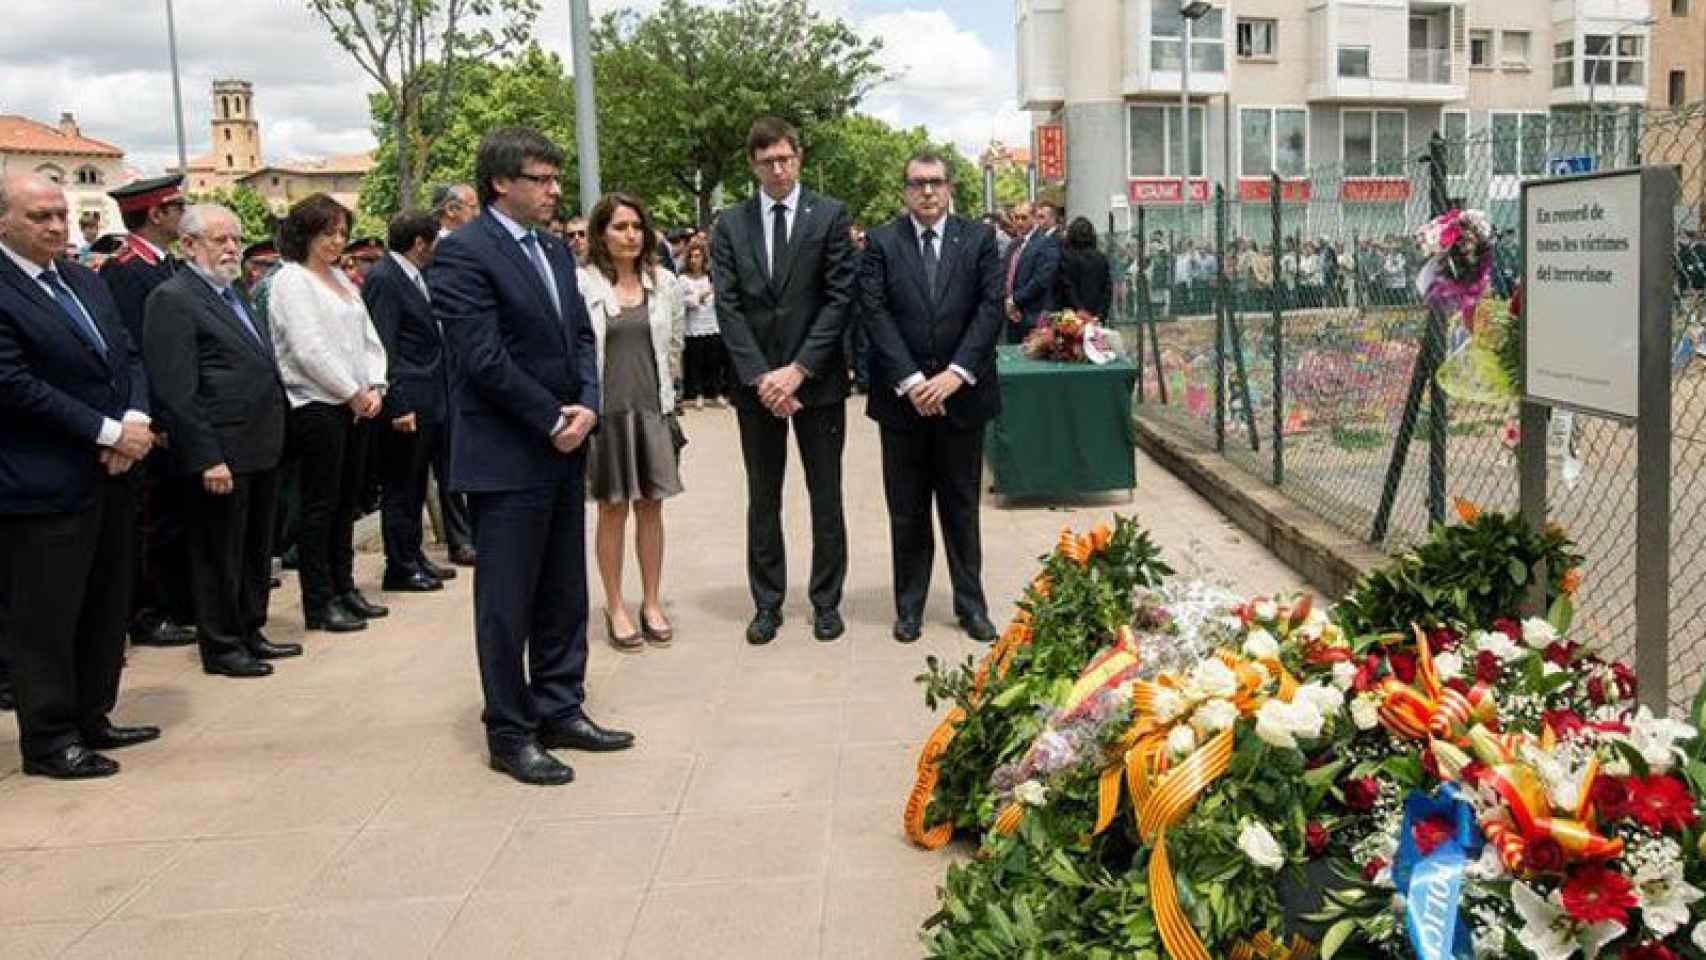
left=0, top=173, right=161, bottom=778
left=433, top=128, right=633, bottom=786
left=1003, top=200, right=1060, bottom=343
left=365, top=213, right=455, bottom=593
left=429, top=183, right=479, bottom=567
left=143, top=203, right=297, bottom=680
left=860, top=152, right=1003, bottom=645
left=710, top=116, right=856, bottom=646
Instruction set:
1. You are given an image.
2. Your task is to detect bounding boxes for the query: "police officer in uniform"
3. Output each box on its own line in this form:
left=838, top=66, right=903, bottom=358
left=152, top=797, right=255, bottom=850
left=101, top=175, right=195, bottom=647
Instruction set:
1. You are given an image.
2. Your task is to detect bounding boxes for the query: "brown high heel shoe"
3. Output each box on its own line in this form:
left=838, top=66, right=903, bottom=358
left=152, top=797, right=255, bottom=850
left=606, top=609, right=644, bottom=653
left=640, top=610, right=674, bottom=648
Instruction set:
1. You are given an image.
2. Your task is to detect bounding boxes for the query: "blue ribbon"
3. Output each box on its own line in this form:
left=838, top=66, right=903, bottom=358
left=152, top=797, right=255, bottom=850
left=1391, top=784, right=1484, bottom=960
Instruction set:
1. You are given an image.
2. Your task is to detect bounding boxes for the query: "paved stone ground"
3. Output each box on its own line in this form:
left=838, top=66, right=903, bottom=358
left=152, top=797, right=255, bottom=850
left=0, top=405, right=1305, bottom=959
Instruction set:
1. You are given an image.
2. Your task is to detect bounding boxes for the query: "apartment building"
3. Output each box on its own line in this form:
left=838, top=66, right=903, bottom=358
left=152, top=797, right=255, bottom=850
left=1017, top=0, right=1653, bottom=236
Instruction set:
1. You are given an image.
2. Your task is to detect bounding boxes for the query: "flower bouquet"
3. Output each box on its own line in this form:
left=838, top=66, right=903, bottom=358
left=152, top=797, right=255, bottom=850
left=1022, top=309, right=1121, bottom=365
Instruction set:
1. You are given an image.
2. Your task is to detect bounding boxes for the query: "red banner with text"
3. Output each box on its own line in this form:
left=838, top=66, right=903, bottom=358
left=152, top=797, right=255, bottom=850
left=1036, top=124, right=1066, bottom=181
left=1237, top=179, right=1312, bottom=203
left=1340, top=178, right=1411, bottom=202
left=1127, top=178, right=1211, bottom=204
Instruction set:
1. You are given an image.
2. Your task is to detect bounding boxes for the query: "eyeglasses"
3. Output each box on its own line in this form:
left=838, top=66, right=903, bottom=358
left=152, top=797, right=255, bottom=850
left=512, top=173, right=559, bottom=186
left=754, top=154, right=798, bottom=170
left=905, top=177, right=948, bottom=192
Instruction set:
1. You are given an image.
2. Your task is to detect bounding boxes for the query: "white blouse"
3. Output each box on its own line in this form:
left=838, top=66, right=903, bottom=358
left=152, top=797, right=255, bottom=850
left=577, top=264, right=685, bottom=413
left=267, top=262, right=389, bottom=409
left=678, top=273, right=718, bottom=337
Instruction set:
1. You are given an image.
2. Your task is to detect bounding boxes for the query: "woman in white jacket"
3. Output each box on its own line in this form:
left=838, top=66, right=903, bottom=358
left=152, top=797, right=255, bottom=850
left=576, top=193, right=685, bottom=652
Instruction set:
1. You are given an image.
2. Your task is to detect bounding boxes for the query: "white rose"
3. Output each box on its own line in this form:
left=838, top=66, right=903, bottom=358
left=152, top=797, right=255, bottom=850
left=1167, top=724, right=1199, bottom=758
left=1625, top=706, right=1699, bottom=775
left=1191, top=658, right=1240, bottom=699
left=1253, top=600, right=1279, bottom=622
left=1255, top=698, right=1324, bottom=749
left=1351, top=694, right=1382, bottom=731
left=1434, top=651, right=1463, bottom=680
left=1237, top=820, right=1285, bottom=870
left=1013, top=780, right=1049, bottom=807
left=1193, top=698, right=1240, bottom=735
left=1471, top=629, right=1523, bottom=662
left=1521, top=617, right=1559, bottom=649
left=1306, top=606, right=1330, bottom=628
left=1296, top=682, right=1345, bottom=718
left=1151, top=687, right=1185, bottom=724
left=1693, top=921, right=1706, bottom=953
left=1243, top=628, right=1280, bottom=660
left=1331, top=660, right=1358, bottom=691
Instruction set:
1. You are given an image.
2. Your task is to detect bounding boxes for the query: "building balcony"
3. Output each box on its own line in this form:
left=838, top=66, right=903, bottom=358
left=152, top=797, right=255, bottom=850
left=1309, top=45, right=1466, bottom=102
left=1016, top=0, right=1066, bottom=110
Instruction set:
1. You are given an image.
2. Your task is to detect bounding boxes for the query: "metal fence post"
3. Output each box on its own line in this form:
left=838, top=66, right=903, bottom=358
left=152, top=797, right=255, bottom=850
left=1424, top=132, right=1449, bottom=526
left=1215, top=185, right=1227, bottom=452
left=1270, top=172, right=1285, bottom=485
left=1636, top=167, right=1677, bottom=711
left=1134, top=207, right=1148, bottom=403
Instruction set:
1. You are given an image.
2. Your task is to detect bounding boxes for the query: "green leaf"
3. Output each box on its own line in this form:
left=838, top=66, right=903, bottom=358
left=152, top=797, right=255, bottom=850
left=1303, top=759, right=1346, bottom=788
left=1548, top=595, right=1574, bottom=634
left=1507, top=556, right=1529, bottom=586
left=1321, top=918, right=1360, bottom=959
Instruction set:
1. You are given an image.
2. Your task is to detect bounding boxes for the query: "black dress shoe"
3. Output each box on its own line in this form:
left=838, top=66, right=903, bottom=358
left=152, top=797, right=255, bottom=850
left=247, top=633, right=303, bottom=659
left=894, top=616, right=923, bottom=644
left=419, top=559, right=456, bottom=581
left=958, top=612, right=999, bottom=644
left=449, top=545, right=477, bottom=567
left=338, top=591, right=389, bottom=619
left=131, top=619, right=196, bottom=647
left=382, top=568, right=443, bottom=593
left=23, top=744, right=119, bottom=780
left=813, top=607, right=846, bottom=642
left=204, top=652, right=274, bottom=678
left=489, top=741, right=574, bottom=785
left=305, top=605, right=367, bottom=633
left=538, top=715, right=636, bottom=752
left=746, top=607, right=783, bottom=646
left=83, top=721, right=161, bottom=750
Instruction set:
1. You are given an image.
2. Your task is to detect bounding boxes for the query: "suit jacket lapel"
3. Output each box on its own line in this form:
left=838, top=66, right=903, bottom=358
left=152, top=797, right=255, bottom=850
left=895, top=218, right=931, bottom=309
left=481, top=213, right=557, bottom=320
left=4, top=257, right=110, bottom=369
left=188, top=273, right=269, bottom=362
left=773, top=191, right=814, bottom=294
left=932, top=216, right=963, bottom=304
left=743, top=198, right=774, bottom=291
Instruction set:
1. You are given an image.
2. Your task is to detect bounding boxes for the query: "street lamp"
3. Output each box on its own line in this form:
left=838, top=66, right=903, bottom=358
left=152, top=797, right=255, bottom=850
left=1179, top=0, right=1212, bottom=219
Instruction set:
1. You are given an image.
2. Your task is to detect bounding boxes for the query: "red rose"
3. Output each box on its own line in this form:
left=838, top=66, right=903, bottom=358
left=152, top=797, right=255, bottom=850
left=1352, top=654, right=1383, bottom=694
left=1626, top=774, right=1697, bottom=832
left=1621, top=944, right=1682, bottom=960
left=1361, top=856, right=1388, bottom=882
left=1491, top=618, right=1522, bottom=643
left=1413, top=815, right=1455, bottom=857
left=1612, top=662, right=1638, bottom=701
left=1443, top=677, right=1472, bottom=696
left=1474, top=650, right=1503, bottom=684
left=1542, top=708, right=1587, bottom=740
left=1587, top=675, right=1608, bottom=704
left=1306, top=822, right=1330, bottom=858
left=1388, top=650, right=1418, bottom=684
left=1543, top=641, right=1578, bottom=668
left=1591, top=776, right=1632, bottom=821
left=1560, top=865, right=1638, bottom=924
left=1344, top=776, right=1381, bottom=812
left=1523, top=835, right=1566, bottom=874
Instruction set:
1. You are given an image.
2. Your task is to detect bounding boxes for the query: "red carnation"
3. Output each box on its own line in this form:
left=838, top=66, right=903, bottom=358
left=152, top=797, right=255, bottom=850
left=1352, top=654, right=1383, bottom=693
left=1474, top=650, right=1503, bottom=684
left=1388, top=649, right=1418, bottom=684
left=1543, top=641, right=1578, bottom=668
left=1621, top=944, right=1682, bottom=960
left=1612, top=662, right=1638, bottom=701
left=1626, top=774, right=1697, bottom=832
left=1524, top=835, right=1566, bottom=874
left=1587, top=674, right=1608, bottom=704
left=1413, top=815, right=1455, bottom=857
left=1590, top=776, right=1632, bottom=821
left=1361, top=856, right=1388, bottom=882
left=1491, top=618, right=1522, bottom=644
left=1344, top=776, right=1381, bottom=812
left=1560, top=865, right=1638, bottom=924
left=1427, top=628, right=1460, bottom=653
left=1543, top=708, right=1587, bottom=740
left=1443, top=677, right=1472, bottom=696
left=1306, top=821, right=1330, bottom=858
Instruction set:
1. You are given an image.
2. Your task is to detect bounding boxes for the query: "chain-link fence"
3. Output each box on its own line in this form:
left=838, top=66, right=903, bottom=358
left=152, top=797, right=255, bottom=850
left=1112, top=103, right=1706, bottom=708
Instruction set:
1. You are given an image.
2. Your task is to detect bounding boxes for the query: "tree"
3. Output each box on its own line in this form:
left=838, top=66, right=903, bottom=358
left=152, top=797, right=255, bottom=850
left=188, top=185, right=277, bottom=241
left=591, top=0, right=887, bottom=225
left=307, top=0, right=540, bottom=212
left=801, top=114, right=984, bottom=226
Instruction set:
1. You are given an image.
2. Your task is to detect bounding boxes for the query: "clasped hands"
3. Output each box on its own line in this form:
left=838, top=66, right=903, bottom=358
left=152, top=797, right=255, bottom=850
left=756, top=364, right=806, bottom=418
left=906, top=370, right=966, bottom=418
left=552, top=405, right=597, bottom=454
left=97, top=419, right=155, bottom=475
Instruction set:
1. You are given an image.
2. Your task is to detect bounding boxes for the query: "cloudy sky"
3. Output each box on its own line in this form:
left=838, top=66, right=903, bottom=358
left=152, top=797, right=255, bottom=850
left=1, top=0, right=1024, bottom=176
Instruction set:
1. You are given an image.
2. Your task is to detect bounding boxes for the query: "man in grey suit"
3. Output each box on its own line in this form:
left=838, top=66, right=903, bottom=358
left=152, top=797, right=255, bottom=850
left=710, top=117, right=856, bottom=646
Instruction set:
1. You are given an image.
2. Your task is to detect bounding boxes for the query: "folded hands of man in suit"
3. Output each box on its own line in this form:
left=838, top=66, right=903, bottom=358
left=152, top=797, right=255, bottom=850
left=551, top=404, right=598, bottom=454
left=907, top=370, right=967, bottom=419
left=755, top=363, right=807, bottom=418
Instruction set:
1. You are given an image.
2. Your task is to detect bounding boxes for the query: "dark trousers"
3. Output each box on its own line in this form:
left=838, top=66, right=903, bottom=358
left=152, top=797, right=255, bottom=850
left=736, top=401, right=848, bottom=613
left=681, top=335, right=726, bottom=401
left=880, top=421, right=988, bottom=622
left=1004, top=319, right=1028, bottom=345
left=186, top=469, right=280, bottom=664
left=432, top=420, right=473, bottom=552
left=131, top=460, right=193, bottom=630
left=0, top=478, right=135, bottom=759
left=843, top=314, right=869, bottom=388
left=273, top=454, right=300, bottom=561
left=468, top=475, right=589, bottom=750
left=380, top=420, right=439, bottom=572
left=287, top=403, right=370, bottom=613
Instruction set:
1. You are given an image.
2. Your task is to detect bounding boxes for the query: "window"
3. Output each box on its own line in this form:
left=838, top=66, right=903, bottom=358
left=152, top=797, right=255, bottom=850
left=1584, top=34, right=1644, bottom=86
left=1343, top=109, right=1408, bottom=176
left=1470, top=29, right=1492, bottom=67
left=1240, top=107, right=1308, bottom=177
left=1338, top=46, right=1371, bottom=78
left=35, top=164, right=63, bottom=183
left=1151, top=0, right=1226, bottom=72
left=1442, top=111, right=1469, bottom=172
left=1554, top=41, right=1574, bottom=88
left=75, top=166, right=102, bottom=185
left=1672, top=69, right=1688, bottom=106
left=1128, top=104, right=1207, bottom=177
left=225, top=154, right=234, bottom=167
left=271, top=176, right=280, bottom=186
left=1490, top=112, right=1548, bottom=176
left=1616, top=35, right=1644, bottom=84
left=1501, top=30, right=1531, bottom=67
left=1675, top=0, right=1689, bottom=16
left=223, top=128, right=232, bottom=142
left=1237, top=18, right=1276, bottom=58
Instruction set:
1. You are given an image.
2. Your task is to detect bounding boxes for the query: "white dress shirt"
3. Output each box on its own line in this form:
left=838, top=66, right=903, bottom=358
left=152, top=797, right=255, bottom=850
left=489, top=206, right=558, bottom=299
left=0, top=238, right=147, bottom=446
left=892, top=215, right=976, bottom=397
left=388, top=250, right=430, bottom=300
left=760, top=183, right=801, bottom=274
left=266, top=262, right=388, bottom=409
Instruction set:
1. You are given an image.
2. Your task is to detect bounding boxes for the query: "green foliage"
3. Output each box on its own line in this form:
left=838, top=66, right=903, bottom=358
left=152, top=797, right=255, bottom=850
left=802, top=114, right=983, bottom=227
left=916, top=517, right=1171, bottom=834
left=187, top=185, right=276, bottom=242
left=1333, top=508, right=1583, bottom=635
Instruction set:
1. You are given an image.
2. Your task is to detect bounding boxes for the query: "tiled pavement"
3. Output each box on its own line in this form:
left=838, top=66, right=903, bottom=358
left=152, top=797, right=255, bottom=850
left=0, top=406, right=1306, bottom=959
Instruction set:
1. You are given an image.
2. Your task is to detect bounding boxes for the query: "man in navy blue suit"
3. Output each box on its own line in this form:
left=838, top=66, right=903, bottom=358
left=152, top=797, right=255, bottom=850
left=432, top=128, right=634, bottom=786
left=1002, top=201, right=1061, bottom=343
left=0, top=173, right=162, bottom=779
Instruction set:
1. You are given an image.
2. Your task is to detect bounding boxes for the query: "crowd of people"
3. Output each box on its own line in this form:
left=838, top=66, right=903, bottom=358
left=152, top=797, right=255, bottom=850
left=0, top=116, right=1064, bottom=786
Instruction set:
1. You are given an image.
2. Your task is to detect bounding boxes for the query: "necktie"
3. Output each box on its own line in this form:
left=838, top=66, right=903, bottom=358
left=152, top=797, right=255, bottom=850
left=921, top=227, right=939, bottom=297
left=1005, top=235, right=1025, bottom=299
left=519, top=232, right=561, bottom=318
left=771, top=202, right=789, bottom=279
left=39, top=269, right=107, bottom=355
left=220, top=286, right=265, bottom=349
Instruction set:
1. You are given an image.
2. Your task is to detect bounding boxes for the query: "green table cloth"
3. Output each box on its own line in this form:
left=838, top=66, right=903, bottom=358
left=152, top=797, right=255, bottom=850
left=988, top=345, right=1138, bottom=497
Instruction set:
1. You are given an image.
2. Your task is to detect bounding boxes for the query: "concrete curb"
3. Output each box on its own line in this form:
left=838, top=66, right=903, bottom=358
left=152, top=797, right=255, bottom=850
left=1132, top=415, right=1388, bottom=599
